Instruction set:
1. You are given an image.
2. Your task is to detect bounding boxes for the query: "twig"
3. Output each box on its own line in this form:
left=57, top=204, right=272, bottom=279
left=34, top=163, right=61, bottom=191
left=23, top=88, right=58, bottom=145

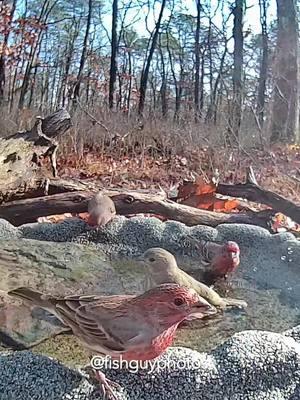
left=250, top=105, right=265, bottom=150
left=246, top=166, right=258, bottom=185
left=75, top=99, right=110, bottom=135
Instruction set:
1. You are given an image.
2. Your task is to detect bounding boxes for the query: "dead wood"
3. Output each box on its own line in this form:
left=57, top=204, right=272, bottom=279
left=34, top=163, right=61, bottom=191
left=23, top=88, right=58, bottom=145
left=217, top=180, right=300, bottom=224
left=0, top=109, right=71, bottom=203
left=0, top=189, right=275, bottom=228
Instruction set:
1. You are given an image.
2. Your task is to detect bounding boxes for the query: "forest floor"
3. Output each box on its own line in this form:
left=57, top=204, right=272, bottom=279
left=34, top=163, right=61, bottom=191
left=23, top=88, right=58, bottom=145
left=58, top=143, right=300, bottom=205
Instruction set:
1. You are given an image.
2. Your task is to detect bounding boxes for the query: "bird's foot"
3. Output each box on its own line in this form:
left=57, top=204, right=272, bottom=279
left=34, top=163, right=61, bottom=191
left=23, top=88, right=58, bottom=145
left=224, top=298, right=248, bottom=309
left=80, top=365, right=122, bottom=400
left=94, top=370, right=121, bottom=400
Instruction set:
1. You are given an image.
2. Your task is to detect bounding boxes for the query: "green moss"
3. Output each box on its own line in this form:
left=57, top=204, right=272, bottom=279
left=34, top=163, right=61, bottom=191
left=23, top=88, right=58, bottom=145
left=32, top=335, right=88, bottom=367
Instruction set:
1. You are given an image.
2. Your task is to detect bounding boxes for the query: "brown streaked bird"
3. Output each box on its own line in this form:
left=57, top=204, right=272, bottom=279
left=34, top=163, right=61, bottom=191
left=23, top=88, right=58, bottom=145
left=8, top=284, right=216, bottom=399
left=87, top=191, right=116, bottom=227
left=138, top=247, right=247, bottom=310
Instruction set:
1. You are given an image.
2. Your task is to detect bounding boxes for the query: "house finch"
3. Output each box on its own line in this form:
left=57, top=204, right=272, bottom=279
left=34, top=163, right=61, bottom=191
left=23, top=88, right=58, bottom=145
left=8, top=283, right=216, bottom=399
left=87, top=191, right=116, bottom=227
left=188, top=237, right=240, bottom=284
left=138, top=248, right=246, bottom=310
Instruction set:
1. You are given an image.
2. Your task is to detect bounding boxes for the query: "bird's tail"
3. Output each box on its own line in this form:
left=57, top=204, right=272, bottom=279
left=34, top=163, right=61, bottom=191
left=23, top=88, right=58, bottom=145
left=8, top=287, right=55, bottom=312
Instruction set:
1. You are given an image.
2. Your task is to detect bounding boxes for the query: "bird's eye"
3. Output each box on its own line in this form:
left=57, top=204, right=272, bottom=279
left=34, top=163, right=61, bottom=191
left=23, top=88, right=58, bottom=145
left=149, top=257, right=155, bottom=262
left=174, top=297, right=185, bottom=306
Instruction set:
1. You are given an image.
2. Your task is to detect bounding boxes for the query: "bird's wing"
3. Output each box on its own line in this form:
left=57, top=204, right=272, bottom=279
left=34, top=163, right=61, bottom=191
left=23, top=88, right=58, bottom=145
left=185, top=236, right=212, bottom=265
left=186, top=236, right=225, bottom=267
left=54, top=295, right=146, bottom=354
left=176, top=269, right=225, bottom=307
left=80, top=301, right=152, bottom=348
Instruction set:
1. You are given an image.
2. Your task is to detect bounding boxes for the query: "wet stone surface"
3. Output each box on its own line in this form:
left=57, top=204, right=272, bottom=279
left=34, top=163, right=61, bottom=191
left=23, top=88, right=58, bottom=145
left=0, top=217, right=299, bottom=398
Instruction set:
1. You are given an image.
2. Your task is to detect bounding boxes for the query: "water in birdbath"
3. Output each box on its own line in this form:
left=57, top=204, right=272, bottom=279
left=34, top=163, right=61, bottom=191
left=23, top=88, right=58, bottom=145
left=39, top=261, right=300, bottom=365
left=0, top=238, right=299, bottom=366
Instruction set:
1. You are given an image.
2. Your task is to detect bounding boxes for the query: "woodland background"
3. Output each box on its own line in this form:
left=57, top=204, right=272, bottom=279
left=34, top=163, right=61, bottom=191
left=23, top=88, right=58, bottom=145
left=0, top=0, right=299, bottom=200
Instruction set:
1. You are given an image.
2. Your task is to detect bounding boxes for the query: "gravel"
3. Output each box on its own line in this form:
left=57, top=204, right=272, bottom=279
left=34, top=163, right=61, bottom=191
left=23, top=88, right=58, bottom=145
left=0, top=326, right=299, bottom=400
left=0, top=219, right=20, bottom=240
left=1, top=217, right=300, bottom=398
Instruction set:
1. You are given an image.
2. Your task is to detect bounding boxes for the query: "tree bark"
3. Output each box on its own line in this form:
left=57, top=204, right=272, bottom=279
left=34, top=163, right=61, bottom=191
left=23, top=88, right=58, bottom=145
left=0, top=109, right=71, bottom=202
left=206, top=41, right=228, bottom=122
left=0, top=0, right=17, bottom=103
left=72, top=0, right=93, bottom=104
left=270, top=0, right=299, bottom=143
left=217, top=181, right=300, bottom=224
left=60, top=18, right=80, bottom=107
left=18, top=0, right=53, bottom=109
left=256, top=0, right=268, bottom=127
left=228, top=0, right=244, bottom=141
left=194, top=0, right=201, bottom=116
left=138, top=0, right=167, bottom=116
left=108, top=0, right=118, bottom=109
left=0, top=189, right=275, bottom=229
left=158, top=36, right=168, bottom=117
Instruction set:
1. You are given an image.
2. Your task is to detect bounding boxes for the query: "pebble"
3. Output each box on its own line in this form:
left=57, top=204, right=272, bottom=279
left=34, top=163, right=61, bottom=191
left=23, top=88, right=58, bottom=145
left=0, top=326, right=299, bottom=400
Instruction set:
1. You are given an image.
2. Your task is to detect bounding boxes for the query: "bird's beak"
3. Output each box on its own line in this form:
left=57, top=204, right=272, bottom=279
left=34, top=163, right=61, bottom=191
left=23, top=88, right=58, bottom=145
left=134, top=254, right=145, bottom=263
left=188, top=298, right=217, bottom=320
left=229, top=250, right=238, bottom=257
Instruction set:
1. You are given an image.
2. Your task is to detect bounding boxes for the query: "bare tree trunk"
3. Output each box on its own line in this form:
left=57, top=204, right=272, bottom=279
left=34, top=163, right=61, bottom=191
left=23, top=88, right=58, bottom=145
left=28, top=37, right=44, bottom=108
left=138, top=0, right=167, bottom=116
left=61, top=19, right=79, bottom=107
left=206, top=42, right=228, bottom=122
left=228, top=0, right=244, bottom=142
left=0, top=0, right=17, bottom=103
left=109, top=0, right=118, bottom=109
left=158, top=36, right=167, bottom=117
left=117, top=71, right=122, bottom=109
left=126, top=51, right=132, bottom=113
left=168, top=46, right=182, bottom=121
left=194, top=0, right=201, bottom=117
left=72, top=0, right=93, bottom=104
left=18, top=0, right=56, bottom=109
left=256, top=0, right=269, bottom=127
left=207, top=17, right=213, bottom=102
left=270, top=0, right=299, bottom=143
left=150, top=78, right=157, bottom=111
left=199, top=50, right=205, bottom=112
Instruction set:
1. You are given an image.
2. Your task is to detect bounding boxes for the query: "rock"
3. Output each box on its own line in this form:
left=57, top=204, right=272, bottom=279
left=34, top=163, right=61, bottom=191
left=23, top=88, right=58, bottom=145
left=1, top=217, right=300, bottom=398
left=19, top=218, right=88, bottom=243
left=0, top=325, right=299, bottom=400
left=0, top=218, right=20, bottom=240
left=0, top=351, right=93, bottom=400
left=17, top=215, right=300, bottom=298
left=0, top=238, right=144, bottom=348
left=0, top=217, right=300, bottom=352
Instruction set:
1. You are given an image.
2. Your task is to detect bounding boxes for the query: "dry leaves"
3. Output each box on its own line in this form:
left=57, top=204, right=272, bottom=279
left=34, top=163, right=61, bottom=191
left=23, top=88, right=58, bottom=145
left=271, top=213, right=300, bottom=233
left=32, top=144, right=300, bottom=232
left=37, top=213, right=74, bottom=224
left=177, top=177, right=239, bottom=212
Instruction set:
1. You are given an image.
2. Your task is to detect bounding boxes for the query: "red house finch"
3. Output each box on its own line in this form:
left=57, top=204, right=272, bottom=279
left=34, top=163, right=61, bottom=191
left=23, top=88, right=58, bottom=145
left=87, top=191, right=116, bottom=227
left=138, top=248, right=246, bottom=310
left=8, top=283, right=216, bottom=399
left=189, top=237, right=240, bottom=284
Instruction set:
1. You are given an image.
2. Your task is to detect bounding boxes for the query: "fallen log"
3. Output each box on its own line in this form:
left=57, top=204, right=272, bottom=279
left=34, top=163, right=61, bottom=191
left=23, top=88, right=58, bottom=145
left=217, top=182, right=300, bottom=224
left=0, top=109, right=71, bottom=203
left=0, top=190, right=275, bottom=228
